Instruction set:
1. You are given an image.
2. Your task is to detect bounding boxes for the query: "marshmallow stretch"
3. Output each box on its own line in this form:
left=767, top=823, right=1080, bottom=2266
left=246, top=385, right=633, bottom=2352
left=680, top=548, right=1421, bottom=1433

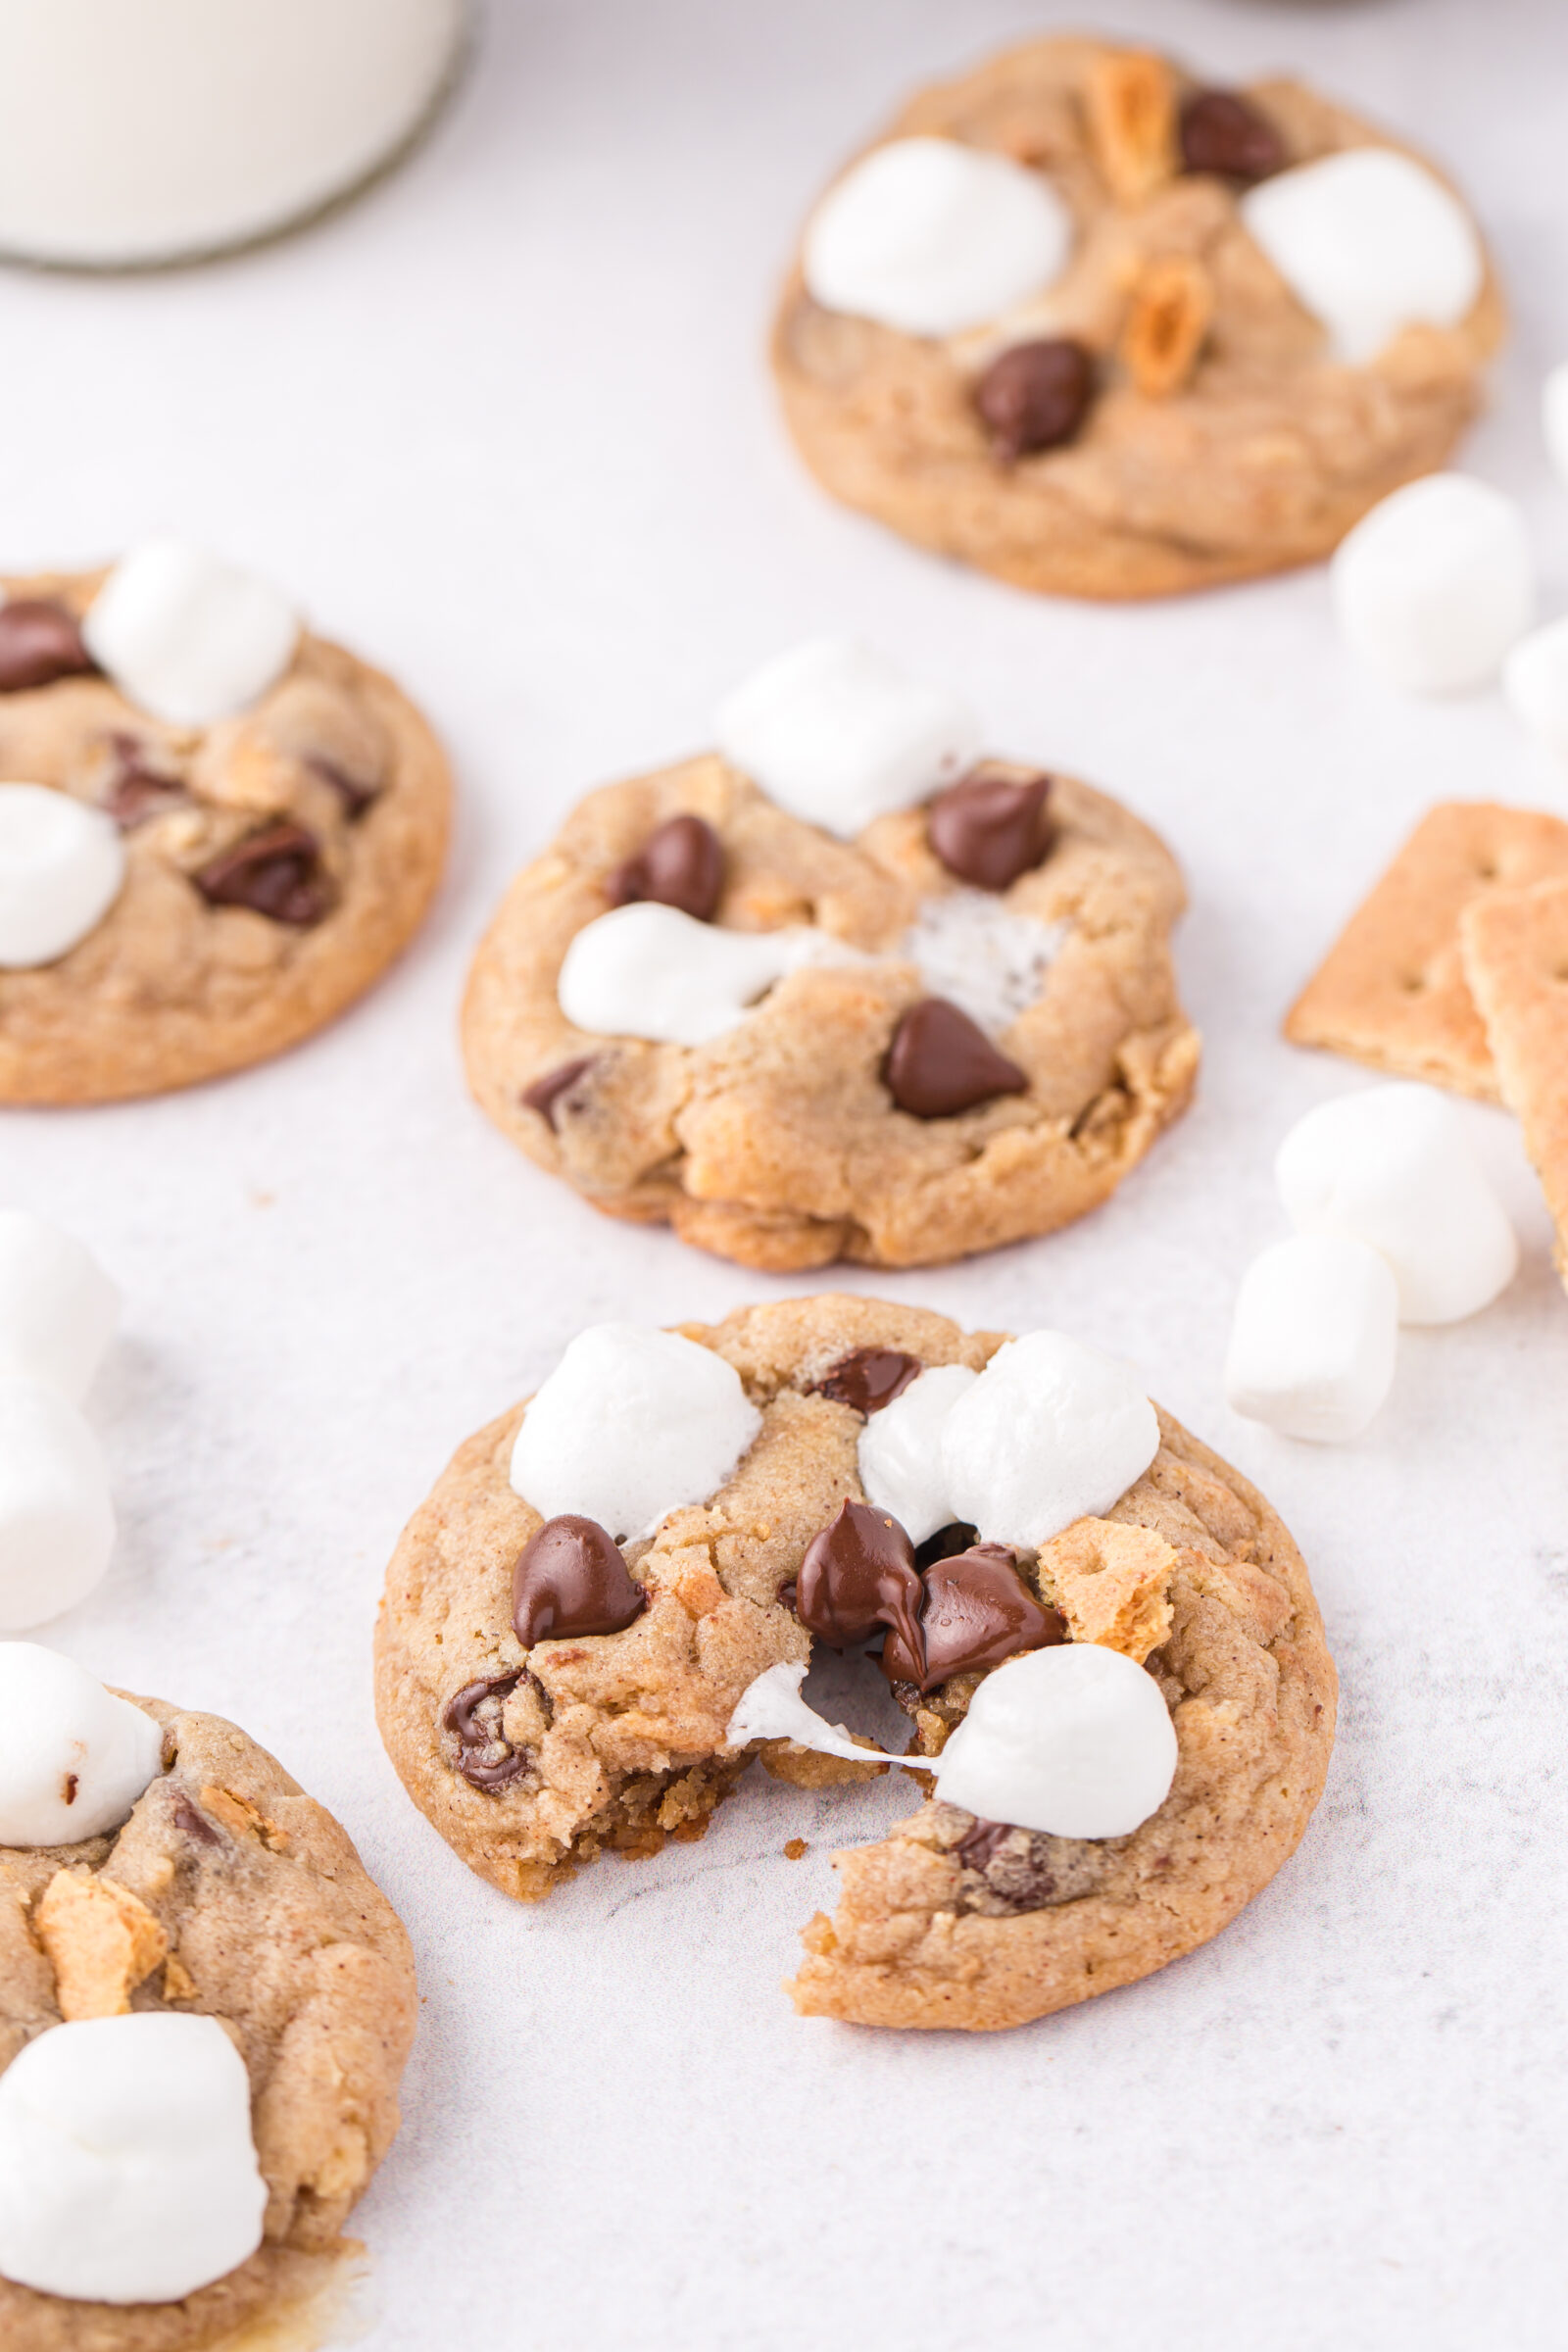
left=558, top=902, right=858, bottom=1048
left=0, top=1644, right=163, bottom=1845
left=0, top=786, right=125, bottom=969
left=803, top=137, right=1072, bottom=339
left=83, top=539, right=299, bottom=728
left=0, top=2013, right=267, bottom=2304
left=725, top=1660, right=926, bottom=1771
left=0, top=1213, right=119, bottom=1402
left=1226, top=1234, right=1398, bottom=1443
left=1331, top=475, right=1534, bottom=696
left=511, top=1325, right=761, bottom=1542
left=0, top=1380, right=117, bottom=1632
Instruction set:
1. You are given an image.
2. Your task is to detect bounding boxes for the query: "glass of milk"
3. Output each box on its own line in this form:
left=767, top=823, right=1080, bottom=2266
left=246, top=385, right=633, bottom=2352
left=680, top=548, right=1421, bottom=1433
left=0, top=0, right=467, bottom=268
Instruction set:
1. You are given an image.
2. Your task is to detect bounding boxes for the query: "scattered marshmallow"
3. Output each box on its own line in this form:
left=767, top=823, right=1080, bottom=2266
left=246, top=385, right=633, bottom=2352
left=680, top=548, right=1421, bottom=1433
left=1331, top=474, right=1534, bottom=696
left=511, top=1324, right=761, bottom=1543
left=0, top=1643, right=162, bottom=1845
left=1240, top=148, right=1484, bottom=366
left=930, top=1642, right=1178, bottom=1839
left=0, top=2012, right=268, bottom=2304
left=0, top=785, right=124, bottom=968
left=0, top=1379, right=116, bottom=1632
left=1276, top=1083, right=1517, bottom=1325
left=82, top=538, right=299, bottom=728
left=557, top=900, right=855, bottom=1047
left=1226, top=1234, right=1398, bottom=1443
left=0, top=1213, right=119, bottom=1402
left=942, top=1332, right=1160, bottom=1550
left=1543, top=361, right=1568, bottom=491
left=904, top=892, right=1067, bottom=1035
left=1502, top=612, right=1568, bottom=762
left=803, top=136, right=1072, bottom=339
left=713, top=639, right=981, bottom=839
left=725, top=1660, right=922, bottom=1769
left=858, top=1363, right=978, bottom=1545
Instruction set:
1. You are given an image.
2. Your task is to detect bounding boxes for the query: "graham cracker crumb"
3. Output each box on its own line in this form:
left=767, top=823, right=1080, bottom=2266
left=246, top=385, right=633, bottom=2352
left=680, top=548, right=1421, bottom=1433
left=36, top=1870, right=169, bottom=2020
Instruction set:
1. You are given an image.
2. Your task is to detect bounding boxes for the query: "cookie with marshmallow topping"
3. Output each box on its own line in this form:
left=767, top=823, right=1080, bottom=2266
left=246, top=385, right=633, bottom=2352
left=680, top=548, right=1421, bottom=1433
left=0, top=1647, right=416, bottom=2349
left=374, top=1295, right=1335, bottom=2032
left=0, top=546, right=450, bottom=1102
left=771, top=34, right=1501, bottom=599
left=463, top=639, right=1197, bottom=1271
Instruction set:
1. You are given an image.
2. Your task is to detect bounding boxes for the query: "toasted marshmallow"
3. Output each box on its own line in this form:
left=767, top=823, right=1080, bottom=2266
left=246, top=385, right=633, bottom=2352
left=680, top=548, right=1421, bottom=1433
left=941, top=1332, right=1159, bottom=1550
left=0, top=1213, right=119, bottom=1403
left=557, top=900, right=852, bottom=1047
left=857, top=1363, right=978, bottom=1545
left=83, top=538, right=299, bottom=727
left=511, top=1324, right=761, bottom=1543
left=0, top=1643, right=162, bottom=1846
left=1276, top=1084, right=1517, bottom=1325
left=0, top=785, right=124, bottom=968
left=713, top=639, right=980, bottom=839
left=804, top=136, right=1072, bottom=338
left=725, top=1659, right=920, bottom=1769
left=0, top=1379, right=116, bottom=1631
left=931, top=1642, right=1178, bottom=1838
left=1331, top=474, right=1534, bottom=696
left=1241, top=147, right=1483, bottom=365
left=0, top=2013, right=267, bottom=2304
left=1226, top=1234, right=1398, bottom=1443
left=1503, top=612, right=1568, bottom=761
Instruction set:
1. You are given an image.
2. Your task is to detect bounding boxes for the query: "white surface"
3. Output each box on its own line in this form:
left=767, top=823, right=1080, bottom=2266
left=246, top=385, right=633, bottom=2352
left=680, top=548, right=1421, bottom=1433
left=0, top=1, right=1565, bottom=2346
left=83, top=539, right=300, bottom=728
left=1225, top=1232, right=1401, bottom=1442
left=932, top=1642, right=1180, bottom=1839
left=1331, top=472, right=1536, bottom=693
left=0, top=1644, right=162, bottom=1845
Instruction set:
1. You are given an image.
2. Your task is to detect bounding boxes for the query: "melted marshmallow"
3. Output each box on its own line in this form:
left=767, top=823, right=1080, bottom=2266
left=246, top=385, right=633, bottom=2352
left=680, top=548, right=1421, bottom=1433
left=0, top=786, right=124, bottom=969
left=1331, top=474, right=1534, bottom=696
left=84, top=539, right=299, bottom=727
left=931, top=1643, right=1178, bottom=1839
left=726, top=1660, right=923, bottom=1769
left=942, top=1332, right=1159, bottom=1550
left=0, top=1380, right=117, bottom=1633
left=1226, top=1233, right=1398, bottom=1444
left=904, top=890, right=1067, bottom=1035
left=0, top=1643, right=163, bottom=1846
left=557, top=900, right=857, bottom=1047
left=0, top=1212, right=119, bottom=1403
left=857, top=1363, right=978, bottom=1546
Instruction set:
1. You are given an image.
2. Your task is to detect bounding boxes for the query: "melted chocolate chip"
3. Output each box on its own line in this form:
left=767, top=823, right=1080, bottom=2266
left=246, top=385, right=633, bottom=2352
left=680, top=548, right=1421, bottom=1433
left=928, top=768, right=1053, bottom=891
left=955, top=1819, right=1107, bottom=1914
left=443, top=1673, right=530, bottom=1789
left=975, top=339, right=1096, bottom=462
left=522, top=1057, right=596, bottom=1129
left=913, top=1521, right=979, bottom=1572
left=513, top=1514, right=648, bottom=1648
left=1179, top=90, right=1285, bottom=182
left=885, top=999, right=1028, bottom=1119
left=810, top=1348, right=921, bottom=1416
left=881, top=1544, right=1066, bottom=1693
left=795, top=1499, right=925, bottom=1661
left=194, top=822, right=334, bottom=926
left=956, top=1817, right=1013, bottom=1872
left=606, top=813, right=725, bottom=922
left=102, top=735, right=187, bottom=831
left=0, top=600, right=97, bottom=693
left=171, top=1792, right=220, bottom=1846
left=306, top=755, right=380, bottom=821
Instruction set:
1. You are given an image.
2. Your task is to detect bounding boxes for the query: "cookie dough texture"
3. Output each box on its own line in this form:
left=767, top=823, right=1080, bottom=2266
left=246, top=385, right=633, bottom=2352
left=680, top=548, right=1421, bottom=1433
left=772, top=37, right=1503, bottom=599
left=0, top=567, right=451, bottom=1102
left=462, top=757, right=1198, bottom=1271
left=375, top=1296, right=1335, bottom=2031
left=0, top=1702, right=416, bottom=2350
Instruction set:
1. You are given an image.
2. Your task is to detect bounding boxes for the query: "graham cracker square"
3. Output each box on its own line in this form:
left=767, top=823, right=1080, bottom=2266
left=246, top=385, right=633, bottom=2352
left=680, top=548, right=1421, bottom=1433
left=1460, top=875, right=1568, bottom=1295
left=1285, top=803, right=1568, bottom=1099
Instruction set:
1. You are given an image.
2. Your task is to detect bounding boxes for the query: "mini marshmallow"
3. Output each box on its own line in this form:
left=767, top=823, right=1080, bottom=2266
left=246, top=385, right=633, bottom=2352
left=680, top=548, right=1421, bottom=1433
left=557, top=901, right=852, bottom=1047
left=0, top=785, right=124, bottom=968
left=0, top=1379, right=117, bottom=1632
left=904, top=892, right=1067, bottom=1035
left=0, top=2012, right=267, bottom=2304
left=942, top=1332, right=1160, bottom=1551
left=1276, top=1084, right=1517, bottom=1324
left=0, top=1213, right=119, bottom=1402
left=803, top=135, right=1072, bottom=339
left=1544, top=362, right=1568, bottom=492
left=713, top=639, right=981, bottom=839
left=1331, top=474, right=1534, bottom=696
left=1240, top=147, right=1484, bottom=366
left=511, top=1324, right=761, bottom=1543
left=725, top=1660, right=919, bottom=1769
left=931, top=1642, right=1178, bottom=1839
left=82, top=538, right=299, bottom=728
left=0, top=1643, right=162, bottom=1845
left=1226, top=1234, right=1398, bottom=1444
left=1502, top=612, right=1568, bottom=761
left=857, top=1363, right=978, bottom=1545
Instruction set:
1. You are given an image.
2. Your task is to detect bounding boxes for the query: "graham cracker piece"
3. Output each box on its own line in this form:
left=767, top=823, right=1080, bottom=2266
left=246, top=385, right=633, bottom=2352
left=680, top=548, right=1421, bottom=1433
left=201, top=1781, right=290, bottom=1851
left=1460, top=875, right=1568, bottom=1294
left=1039, top=1517, right=1177, bottom=1663
left=35, top=1870, right=169, bottom=2020
left=1285, top=804, right=1568, bottom=1100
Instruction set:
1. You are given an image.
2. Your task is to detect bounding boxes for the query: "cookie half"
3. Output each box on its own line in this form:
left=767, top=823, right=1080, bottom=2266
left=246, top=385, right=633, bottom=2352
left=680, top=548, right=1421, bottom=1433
left=0, top=1694, right=416, bottom=2351
left=772, top=35, right=1502, bottom=598
left=374, top=1297, right=1335, bottom=2031
left=0, top=561, right=451, bottom=1102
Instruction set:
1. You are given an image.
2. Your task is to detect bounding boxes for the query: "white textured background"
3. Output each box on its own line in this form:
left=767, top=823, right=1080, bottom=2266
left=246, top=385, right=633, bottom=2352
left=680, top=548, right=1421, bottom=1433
left=5, top=1, right=1568, bottom=2345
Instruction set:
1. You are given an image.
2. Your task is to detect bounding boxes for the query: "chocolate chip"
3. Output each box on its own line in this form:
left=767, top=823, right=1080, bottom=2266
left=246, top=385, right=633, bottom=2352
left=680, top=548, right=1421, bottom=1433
left=605, top=814, right=724, bottom=922
left=956, top=1817, right=1013, bottom=1872
left=1179, top=90, right=1285, bottom=182
left=956, top=1820, right=1106, bottom=1913
left=62, top=1773, right=78, bottom=1806
left=928, top=768, right=1053, bottom=891
left=881, top=1544, right=1066, bottom=1693
left=809, top=1348, right=921, bottom=1416
left=170, top=1793, right=220, bottom=1846
left=102, top=735, right=187, bottom=831
left=443, top=1673, right=530, bottom=1789
left=522, top=1057, right=596, bottom=1129
left=975, top=339, right=1096, bottom=462
left=884, top=999, right=1028, bottom=1119
left=0, top=600, right=97, bottom=693
left=513, top=1514, right=648, bottom=1648
left=795, top=1498, right=924, bottom=1661
left=306, top=755, right=380, bottom=821
left=913, top=1521, right=979, bottom=1572
left=194, top=822, right=334, bottom=926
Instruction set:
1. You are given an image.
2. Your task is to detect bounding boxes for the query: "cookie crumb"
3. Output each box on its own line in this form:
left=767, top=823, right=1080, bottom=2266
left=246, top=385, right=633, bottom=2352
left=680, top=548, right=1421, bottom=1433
left=784, top=1838, right=808, bottom=1861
